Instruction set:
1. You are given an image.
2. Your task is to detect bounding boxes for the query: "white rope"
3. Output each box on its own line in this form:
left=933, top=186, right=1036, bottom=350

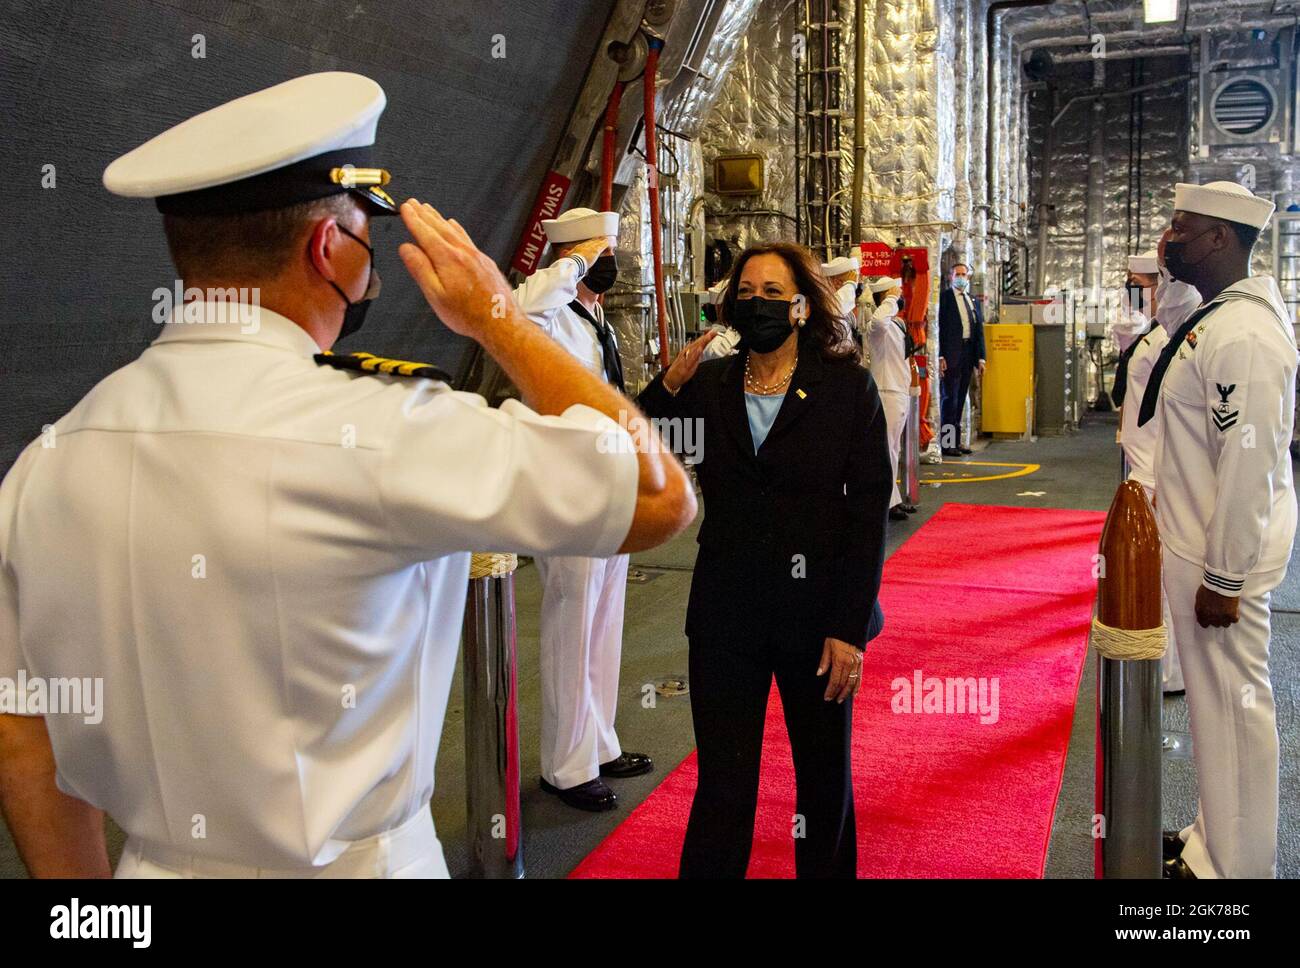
left=1090, top=615, right=1166, bottom=661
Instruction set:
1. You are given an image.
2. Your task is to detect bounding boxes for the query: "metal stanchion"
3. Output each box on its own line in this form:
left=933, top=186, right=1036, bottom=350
left=1098, top=652, right=1162, bottom=878
left=899, top=392, right=921, bottom=505
left=1094, top=482, right=1164, bottom=878
left=462, top=552, right=523, bottom=879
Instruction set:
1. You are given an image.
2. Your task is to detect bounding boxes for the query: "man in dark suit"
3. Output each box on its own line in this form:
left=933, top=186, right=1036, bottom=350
left=937, top=262, right=986, bottom=456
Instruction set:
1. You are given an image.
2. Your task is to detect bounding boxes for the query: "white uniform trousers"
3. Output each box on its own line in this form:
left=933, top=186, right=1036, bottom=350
left=880, top=388, right=910, bottom=509
left=1137, top=484, right=1183, bottom=692
left=1161, top=595, right=1184, bottom=693
left=536, top=552, right=629, bottom=789
left=114, top=805, right=448, bottom=878
left=1163, top=548, right=1284, bottom=878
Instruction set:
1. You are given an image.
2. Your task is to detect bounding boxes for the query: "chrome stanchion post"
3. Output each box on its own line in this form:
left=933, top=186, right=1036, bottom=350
left=462, top=553, right=524, bottom=879
left=1094, top=482, right=1164, bottom=879
left=900, top=392, right=921, bottom=505
left=1099, top=654, right=1163, bottom=878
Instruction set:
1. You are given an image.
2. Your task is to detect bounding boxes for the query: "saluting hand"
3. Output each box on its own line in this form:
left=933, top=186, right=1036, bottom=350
left=1195, top=586, right=1240, bottom=628
left=819, top=638, right=863, bottom=703
left=397, top=199, right=516, bottom=339
left=664, top=329, right=718, bottom=393
left=569, top=235, right=613, bottom=267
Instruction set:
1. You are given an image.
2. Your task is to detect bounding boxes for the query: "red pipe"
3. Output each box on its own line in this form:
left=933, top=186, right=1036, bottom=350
left=643, top=38, right=670, bottom=368
left=600, top=80, right=625, bottom=211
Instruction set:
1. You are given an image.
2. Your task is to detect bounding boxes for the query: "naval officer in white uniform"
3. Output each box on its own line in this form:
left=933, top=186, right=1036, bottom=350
left=511, top=208, right=654, bottom=811
left=1112, top=248, right=1201, bottom=694
left=0, top=73, right=695, bottom=877
left=1136, top=181, right=1296, bottom=879
left=862, top=277, right=916, bottom=521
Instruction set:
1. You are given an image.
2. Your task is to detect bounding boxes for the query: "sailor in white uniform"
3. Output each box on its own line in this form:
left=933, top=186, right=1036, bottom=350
left=0, top=73, right=694, bottom=877
left=1110, top=253, right=1158, bottom=360
left=511, top=208, right=654, bottom=811
left=700, top=278, right=741, bottom=361
left=1137, top=181, right=1297, bottom=879
left=820, top=254, right=862, bottom=327
left=1113, top=249, right=1202, bottom=693
left=862, top=277, right=916, bottom=521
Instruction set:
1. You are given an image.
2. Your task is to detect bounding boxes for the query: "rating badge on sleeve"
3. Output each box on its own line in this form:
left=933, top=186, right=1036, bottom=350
left=1212, top=383, right=1239, bottom=432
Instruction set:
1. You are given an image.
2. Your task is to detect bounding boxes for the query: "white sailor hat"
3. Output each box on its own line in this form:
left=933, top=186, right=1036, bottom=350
left=1127, top=250, right=1158, bottom=274
left=1173, top=180, right=1275, bottom=230
left=542, top=208, right=619, bottom=244
left=821, top=255, right=859, bottom=277
left=867, top=275, right=902, bottom=293
left=103, top=72, right=398, bottom=217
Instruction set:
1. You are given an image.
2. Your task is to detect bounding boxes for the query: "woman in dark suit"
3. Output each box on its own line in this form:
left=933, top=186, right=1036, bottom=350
left=638, top=242, right=892, bottom=878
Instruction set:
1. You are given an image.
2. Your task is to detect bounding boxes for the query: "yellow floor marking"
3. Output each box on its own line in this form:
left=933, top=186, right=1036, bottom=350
left=920, top=460, right=1041, bottom=485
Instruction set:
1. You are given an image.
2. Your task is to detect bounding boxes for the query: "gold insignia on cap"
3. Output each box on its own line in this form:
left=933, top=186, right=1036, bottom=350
left=330, top=166, right=392, bottom=188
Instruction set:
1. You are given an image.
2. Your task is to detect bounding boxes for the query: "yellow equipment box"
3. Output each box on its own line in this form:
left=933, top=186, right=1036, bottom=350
left=981, top=323, right=1034, bottom=434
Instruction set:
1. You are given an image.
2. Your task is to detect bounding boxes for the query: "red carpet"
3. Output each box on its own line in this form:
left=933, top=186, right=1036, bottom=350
left=571, top=503, right=1105, bottom=878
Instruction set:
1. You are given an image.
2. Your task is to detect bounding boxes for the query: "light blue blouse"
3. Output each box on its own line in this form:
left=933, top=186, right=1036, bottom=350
left=744, top=391, right=786, bottom=454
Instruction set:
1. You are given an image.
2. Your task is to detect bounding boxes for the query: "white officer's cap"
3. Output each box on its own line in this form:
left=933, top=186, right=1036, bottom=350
left=543, top=208, right=619, bottom=244
left=103, top=72, right=397, bottom=217
left=1173, top=181, right=1275, bottom=230
left=867, top=276, right=902, bottom=293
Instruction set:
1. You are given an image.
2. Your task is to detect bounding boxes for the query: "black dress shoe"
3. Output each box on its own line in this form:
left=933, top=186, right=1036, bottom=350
left=889, top=506, right=909, bottom=521
left=1162, top=856, right=1197, bottom=879
left=941, top=447, right=963, bottom=458
left=600, top=752, right=654, bottom=778
left=539, top=776, right=618, bottom=812
left=959, top=446, right=974, bottom=455
left=901, top=504, right=918, bottom=514
left=1163, top=831, right=1185, bottom=862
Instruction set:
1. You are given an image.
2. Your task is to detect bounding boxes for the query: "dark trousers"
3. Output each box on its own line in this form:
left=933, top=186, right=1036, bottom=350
left=940, top=338, right=975, bottom=448
left=679, top=632, right=857, bottom=879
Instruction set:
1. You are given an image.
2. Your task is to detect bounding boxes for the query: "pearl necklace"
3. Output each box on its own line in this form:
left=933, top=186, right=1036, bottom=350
left=744, top=350, right=797, bottom=394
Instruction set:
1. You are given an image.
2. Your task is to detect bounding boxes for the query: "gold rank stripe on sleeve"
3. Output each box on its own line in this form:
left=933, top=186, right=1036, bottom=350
left=314, top=351, right=451, bottom=383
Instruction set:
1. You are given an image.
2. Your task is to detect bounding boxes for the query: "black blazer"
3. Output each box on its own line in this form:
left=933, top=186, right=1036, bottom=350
left=637, top=338, right=892, bottom=650
left=938, top=288, right=986, bottom=366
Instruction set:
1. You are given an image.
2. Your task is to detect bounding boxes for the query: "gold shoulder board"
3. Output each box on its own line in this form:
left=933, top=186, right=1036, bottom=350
left=315, top=351, right=451, bottom=383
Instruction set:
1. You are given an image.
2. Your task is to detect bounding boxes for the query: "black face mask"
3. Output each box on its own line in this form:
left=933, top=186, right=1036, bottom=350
left=327, top=225, right=381, bottom=341
left=1163, top=227, right=1216, bottom=285
left=583, top=254, right=618, bottom=294
left=730, top=296, right=794, bottom=353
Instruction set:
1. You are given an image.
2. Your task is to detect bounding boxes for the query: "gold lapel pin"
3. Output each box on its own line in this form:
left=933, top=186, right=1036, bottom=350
left=796, top=388, right=807, bottom=399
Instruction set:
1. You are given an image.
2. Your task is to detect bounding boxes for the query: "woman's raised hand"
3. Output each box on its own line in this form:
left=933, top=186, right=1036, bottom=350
left=664, top=329, right=719, bottom=393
